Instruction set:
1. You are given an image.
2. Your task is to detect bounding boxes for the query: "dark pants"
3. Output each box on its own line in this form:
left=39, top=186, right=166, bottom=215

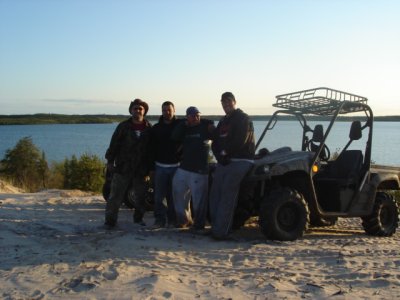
left=209, top=161, right=253, bottom=238
left=105, top=172, right=147, bottom=225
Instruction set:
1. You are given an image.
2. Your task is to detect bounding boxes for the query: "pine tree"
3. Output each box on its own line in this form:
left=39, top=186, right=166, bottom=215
left=0, top=137, right=45, bottom=191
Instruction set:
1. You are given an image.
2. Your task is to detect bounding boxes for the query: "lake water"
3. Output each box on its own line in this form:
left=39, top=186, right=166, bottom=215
left=1, top=121, right=399, bottom=166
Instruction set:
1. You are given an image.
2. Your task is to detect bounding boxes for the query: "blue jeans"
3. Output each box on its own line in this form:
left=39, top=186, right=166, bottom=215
left=153, top=165, right=177, bottom=225
left=209, top=161, right=253, bottom=238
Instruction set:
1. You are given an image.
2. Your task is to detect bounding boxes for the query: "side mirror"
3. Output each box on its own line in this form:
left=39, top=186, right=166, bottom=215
left=349, top=121, right=362, bottom=141
left=312, top=124, right=324, bottom=143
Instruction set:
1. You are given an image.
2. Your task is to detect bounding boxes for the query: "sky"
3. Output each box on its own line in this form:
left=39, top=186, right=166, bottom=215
left=1, top=0, right=400, bottom=116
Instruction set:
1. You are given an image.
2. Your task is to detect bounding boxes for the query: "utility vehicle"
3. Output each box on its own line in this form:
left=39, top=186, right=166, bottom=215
left=237, top=87, right=400, bottom=241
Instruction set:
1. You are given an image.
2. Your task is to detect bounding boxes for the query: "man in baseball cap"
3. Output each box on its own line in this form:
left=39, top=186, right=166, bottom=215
left=171, top=105, right=215, bottom=232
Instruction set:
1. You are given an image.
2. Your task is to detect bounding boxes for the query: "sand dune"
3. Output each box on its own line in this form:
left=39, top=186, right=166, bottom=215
left=0, top=189, right=399, bottom=299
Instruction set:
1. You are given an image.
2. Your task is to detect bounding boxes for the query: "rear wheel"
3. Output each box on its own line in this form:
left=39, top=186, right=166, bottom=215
left=259, top=187, right=309, bottom=241
left=126, top=186, right=154, bottom=211
left=103, top=175, right=153, bottom=210
left=361, top=192, right=399, bottom=236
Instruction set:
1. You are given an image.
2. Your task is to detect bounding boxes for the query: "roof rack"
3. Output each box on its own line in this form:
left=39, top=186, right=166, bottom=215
left=273, top=87, right=368, bottom=116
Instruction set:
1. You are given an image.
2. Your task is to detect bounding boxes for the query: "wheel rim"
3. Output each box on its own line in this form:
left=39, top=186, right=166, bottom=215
left=277, top=203, right=299, bottom=231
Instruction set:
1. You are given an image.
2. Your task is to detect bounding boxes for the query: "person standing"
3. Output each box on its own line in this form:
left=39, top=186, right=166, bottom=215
left=172, top=106, right=215, bottom=231
left=150, top=101, right=182, bottom=228
left=104, top=99, right=152, bottom=228
left=209, top=92, right=255, bottom=239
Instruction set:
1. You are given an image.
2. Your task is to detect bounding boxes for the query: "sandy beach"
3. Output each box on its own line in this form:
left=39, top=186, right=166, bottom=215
left=1, top=184, right=399, bottom=299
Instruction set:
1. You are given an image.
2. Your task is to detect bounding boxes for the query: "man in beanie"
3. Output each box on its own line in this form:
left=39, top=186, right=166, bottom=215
left=104, top=98, right=152, bottom=228
left=209, top=92, right=255, bottom=239
left=171, top=106, right=215, bottom=232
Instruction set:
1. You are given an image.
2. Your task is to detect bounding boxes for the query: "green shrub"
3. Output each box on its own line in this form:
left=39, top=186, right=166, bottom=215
left=0, top=137, right=105, bottom=193
left=47, top=161, right=66, bottom=189
left=0, top=137, right=48, bottom=192
left=63, top=154, right=105, bottom=192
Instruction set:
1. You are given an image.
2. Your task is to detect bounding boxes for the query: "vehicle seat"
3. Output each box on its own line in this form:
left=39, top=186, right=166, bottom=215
left=329, top=150, right=364, bottom=185
left=314, top=150, right=364, bottom=212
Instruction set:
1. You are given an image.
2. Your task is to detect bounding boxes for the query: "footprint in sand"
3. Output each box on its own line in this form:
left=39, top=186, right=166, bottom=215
left=29, top=289, right=44, bottom=300
left=162, top=291, right=173, bottom=298
left=102, top=266, right=119, bottom=280
left=229, top=253, right=246, bottom=266
left=133, top=274, right=158, bottom=292
left=137, top=283, right=155, bottom=293
left=60, top=276, right=97, bottom=293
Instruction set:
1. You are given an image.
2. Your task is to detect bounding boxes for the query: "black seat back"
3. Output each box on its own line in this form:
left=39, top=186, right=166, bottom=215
left=330, top=150, right=363, bottom=179
left=309, top=124, right=323, bottom=152
left=309, top=124, right=328, bottom=160
left=312, top=124, right=324, bottom=143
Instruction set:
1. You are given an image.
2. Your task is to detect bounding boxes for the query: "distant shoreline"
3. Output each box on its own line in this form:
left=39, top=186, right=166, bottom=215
left=1, top=114, right=400, bottom=125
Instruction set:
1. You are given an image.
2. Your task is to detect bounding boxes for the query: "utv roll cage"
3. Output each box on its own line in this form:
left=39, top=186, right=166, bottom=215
left=255, top=87, right=374, bottom=217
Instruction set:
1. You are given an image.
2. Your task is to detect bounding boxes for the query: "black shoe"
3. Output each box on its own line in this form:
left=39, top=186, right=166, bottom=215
left=211, top=233, right=235, bottom=241
left=104, top=222, right=116, bottom=230
left=134, top=220, right=146, bottom=226
left=167, top=219, right=177, bottom=227
left=151, top=220, right=165, bottom=229
left=189, top=227, right=211, bottom=235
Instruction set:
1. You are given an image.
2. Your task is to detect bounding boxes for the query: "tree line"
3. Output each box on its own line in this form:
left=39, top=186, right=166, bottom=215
left=1, top=114, right=400, bottom=125
left=0, top=137, right=104, bottom=193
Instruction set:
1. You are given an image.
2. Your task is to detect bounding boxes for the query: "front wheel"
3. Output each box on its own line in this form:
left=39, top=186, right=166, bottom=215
left=259, top=187, right=310, bottom=241
left=361, top=192, right=399, bottom=236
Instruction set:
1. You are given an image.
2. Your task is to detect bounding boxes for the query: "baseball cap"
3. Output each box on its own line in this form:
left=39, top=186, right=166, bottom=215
left=186, top=106, right=200, bottom=115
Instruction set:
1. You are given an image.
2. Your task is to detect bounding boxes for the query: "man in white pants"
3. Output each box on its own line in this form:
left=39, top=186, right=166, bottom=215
left=172, top=106, right=215, bottom=231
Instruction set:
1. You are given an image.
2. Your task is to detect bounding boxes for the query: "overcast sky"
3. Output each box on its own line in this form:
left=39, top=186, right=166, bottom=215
left=1, top=0, right=399, bottom=116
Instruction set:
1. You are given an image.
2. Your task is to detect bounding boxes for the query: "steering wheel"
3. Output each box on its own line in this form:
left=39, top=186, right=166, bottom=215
left=307, top=140, right=331, bottom=162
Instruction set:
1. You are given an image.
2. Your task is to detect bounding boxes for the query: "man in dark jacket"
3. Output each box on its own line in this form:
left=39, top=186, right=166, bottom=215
left=209, top=92, right=255, bottom=239
left=149, top=101, right=181, bottom=228
left=172, top=106, right=215, bottom=231
left=104, top=98, right=152, bottom=228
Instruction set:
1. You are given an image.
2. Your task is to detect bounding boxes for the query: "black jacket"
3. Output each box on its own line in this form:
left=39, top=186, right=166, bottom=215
left=105, top=118, right=152, bottom=176
left=212, top=109, right=255, bottom=163
left=149, top=116, right=182, bottom=167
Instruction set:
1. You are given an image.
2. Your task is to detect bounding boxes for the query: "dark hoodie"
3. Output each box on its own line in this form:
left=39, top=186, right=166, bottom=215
left=212, top=108, right=255, bottom=163
left=172, top=119, right=214, bottom=174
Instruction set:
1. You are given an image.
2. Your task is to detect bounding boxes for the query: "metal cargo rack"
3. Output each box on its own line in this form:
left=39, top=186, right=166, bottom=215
left=273, top=87, right=368, bottom=116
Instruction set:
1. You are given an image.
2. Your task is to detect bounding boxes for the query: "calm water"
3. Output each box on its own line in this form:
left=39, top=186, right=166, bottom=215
left=1, top=121, right=399, bottom=166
